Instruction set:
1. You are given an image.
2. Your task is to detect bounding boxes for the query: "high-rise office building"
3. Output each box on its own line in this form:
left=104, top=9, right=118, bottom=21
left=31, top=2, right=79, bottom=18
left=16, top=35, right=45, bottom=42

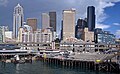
left=42, top=13, right=50, bottom=29
left=49, top=12, right=56, bottom=31
left=63, top=9, right=75, bottom=40
left=27, top=18, right=37, bottom=32
left=13, top=4, right=24, bottom=39
left=75, top=19, right=87, bottom=39
left=61, top=20, right=63, bottom=41
left=87, top=6, right=95, bottom=31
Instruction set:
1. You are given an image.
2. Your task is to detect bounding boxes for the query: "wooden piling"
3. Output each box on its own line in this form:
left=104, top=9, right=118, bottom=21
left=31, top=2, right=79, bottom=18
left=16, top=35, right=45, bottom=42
left=39, top=56, right=120, bottom=73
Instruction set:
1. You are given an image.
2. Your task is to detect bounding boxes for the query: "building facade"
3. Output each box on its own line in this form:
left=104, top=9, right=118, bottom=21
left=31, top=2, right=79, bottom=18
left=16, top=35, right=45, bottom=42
left=63, top=9, right=75, bottom=41
left=5, top=31, right=13, bottom=39
left=0, top=34, right=2, bottom=43
left=42, top=13, right=50, bottom=29
left=87, top=6, right=95, bottom=31
left=0, top=26, right=9, bottom=43
left=40, top=29, right=52, bottom=43
left=27, top=18, right=37, bottom=32
left=13, top=4, right=24, bottom=39
left=18, top=25, right=33, bottom=42
left=75, top=19, right=87, bottom=39
left=94, top=28, right=115, bottom=44
left=18, top=27, right=24, bottom=42
left=49, top=12, right=56, bottom=31
left=82, top=28, right=94, bottom=42
left=0, top=27, right=3, bottom=43
left=20, top=29, right=52, bottom=43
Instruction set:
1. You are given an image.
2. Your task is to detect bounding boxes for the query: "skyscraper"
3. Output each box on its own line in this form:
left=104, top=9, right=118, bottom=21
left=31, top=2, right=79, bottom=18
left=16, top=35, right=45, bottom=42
left=75, top=19, right=87, bottom=39
left=87, top=6, right=95, bottom=31
left=13, top=4, right=24, bottom=39
left=49, top=12, right=56, bottom=31
left=61, top=20, right=63, bottom=40
left=63, top=9, right=75, bottom=40
left=27, top=18, right=37, bottom=32
left=42, top=13, right=50, bottom=29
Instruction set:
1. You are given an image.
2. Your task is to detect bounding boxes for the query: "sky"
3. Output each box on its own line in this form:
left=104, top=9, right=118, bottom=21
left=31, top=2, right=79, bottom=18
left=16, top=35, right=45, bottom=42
left=0, top=0, right=120, bottom=38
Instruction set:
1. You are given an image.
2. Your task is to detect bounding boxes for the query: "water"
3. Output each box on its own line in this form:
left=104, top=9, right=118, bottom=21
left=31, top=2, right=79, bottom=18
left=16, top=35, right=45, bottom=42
left=0, top=61, right=116, bottom=74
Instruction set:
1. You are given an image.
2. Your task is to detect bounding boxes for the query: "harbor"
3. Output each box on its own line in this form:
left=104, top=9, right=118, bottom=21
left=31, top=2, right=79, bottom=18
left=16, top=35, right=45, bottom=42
left=0, top=1, right=120, bottom=74
left=0, top=61, right=115, bottom=74
left=0, top=42, right=120, bottom=73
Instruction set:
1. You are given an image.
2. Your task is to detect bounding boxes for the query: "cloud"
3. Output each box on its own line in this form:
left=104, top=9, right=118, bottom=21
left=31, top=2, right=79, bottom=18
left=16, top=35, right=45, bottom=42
left=61, top=0, right=120, bottom=30
left=74, top=0, right=120, bottom=29
left=35, top=0, right=120, bottom=21
left=96, top=23, right=110, bottom=29
left=116, top=30, right=120, bottom=37
left=0, top=0, right=8, bottom=7
left=31, top=0, right=120, bottom=32
left=61, top=0, right=120, bottom=21
left=95, top=1, right=114, bottom=23
left=0, top=0, right=120, bottom=32
left=44, top=0, right=120, bottom=30
left=113, top=23, right=120, bottom=26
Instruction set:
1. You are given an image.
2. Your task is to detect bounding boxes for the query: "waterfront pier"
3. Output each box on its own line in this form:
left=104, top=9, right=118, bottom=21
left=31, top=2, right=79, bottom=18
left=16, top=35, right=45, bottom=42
left=39, top=57, right=120, bottom=73
left=0, top=42, right=120, bottom=73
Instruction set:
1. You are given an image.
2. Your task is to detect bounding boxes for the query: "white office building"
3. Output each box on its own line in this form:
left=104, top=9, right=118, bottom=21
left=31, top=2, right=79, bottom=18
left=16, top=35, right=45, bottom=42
left=13, top=4, right=24, bottom=39
left=63, top=9, right=76, bottom=41
left=42, top=13, right=50, bottom=29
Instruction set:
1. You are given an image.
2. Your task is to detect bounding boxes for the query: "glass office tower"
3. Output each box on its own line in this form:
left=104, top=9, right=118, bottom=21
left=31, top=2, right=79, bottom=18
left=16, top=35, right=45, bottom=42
left=87, top=6, right=95, bottom=31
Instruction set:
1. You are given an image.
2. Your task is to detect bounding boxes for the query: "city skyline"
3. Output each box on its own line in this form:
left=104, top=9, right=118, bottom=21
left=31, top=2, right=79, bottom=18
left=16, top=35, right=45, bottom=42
left=0, top=0, right=120, bottom=38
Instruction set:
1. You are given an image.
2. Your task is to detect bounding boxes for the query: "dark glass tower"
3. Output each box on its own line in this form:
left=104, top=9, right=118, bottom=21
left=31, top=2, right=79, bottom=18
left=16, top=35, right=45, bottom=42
left=75, top=19, right=87, bottom=39
left=49, top=12, right=56, bottom=31
left=87, top=6, right=95, bottom=31
left=61, top=20, right=63, bottom=41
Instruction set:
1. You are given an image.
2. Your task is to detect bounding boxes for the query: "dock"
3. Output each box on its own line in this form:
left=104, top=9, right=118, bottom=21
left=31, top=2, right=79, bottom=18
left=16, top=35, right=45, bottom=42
left=39, top=56, right=120, bottom=73
left=0, top=42, right=120, bottom=73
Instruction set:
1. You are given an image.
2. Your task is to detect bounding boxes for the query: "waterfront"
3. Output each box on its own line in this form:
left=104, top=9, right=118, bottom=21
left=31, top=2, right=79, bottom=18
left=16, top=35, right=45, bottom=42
left=0, top=61, right=116, bottom=74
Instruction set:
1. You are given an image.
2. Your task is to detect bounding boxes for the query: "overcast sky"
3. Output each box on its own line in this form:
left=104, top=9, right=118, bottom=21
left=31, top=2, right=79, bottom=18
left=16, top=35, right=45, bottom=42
left=0, top=0, right=120, bottom=38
